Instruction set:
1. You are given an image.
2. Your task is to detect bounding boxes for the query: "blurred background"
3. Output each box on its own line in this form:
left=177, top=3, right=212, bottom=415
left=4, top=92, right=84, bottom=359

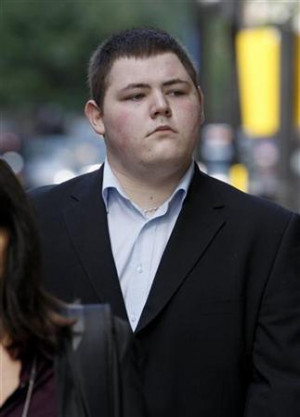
left=1, top=0, right=300, bottom=212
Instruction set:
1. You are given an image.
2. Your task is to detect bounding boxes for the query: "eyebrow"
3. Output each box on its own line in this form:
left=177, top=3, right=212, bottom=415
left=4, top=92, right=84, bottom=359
left=120, top=78, right=191, bottom=92
left=163, top=78, right=191, bottom=88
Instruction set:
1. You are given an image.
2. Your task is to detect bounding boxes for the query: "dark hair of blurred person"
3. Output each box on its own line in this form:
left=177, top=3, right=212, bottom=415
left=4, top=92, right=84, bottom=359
left=0, top=159, right=73, bottom=417
left=0, top=161, right=70, bottom=361
left=0, top=159, right=145, bottom=417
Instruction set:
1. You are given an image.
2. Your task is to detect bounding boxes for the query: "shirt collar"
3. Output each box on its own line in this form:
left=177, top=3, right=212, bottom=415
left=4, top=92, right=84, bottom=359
left=102, top=159, right=128, bottom=211
left=102, top=158, right=194, bottom=213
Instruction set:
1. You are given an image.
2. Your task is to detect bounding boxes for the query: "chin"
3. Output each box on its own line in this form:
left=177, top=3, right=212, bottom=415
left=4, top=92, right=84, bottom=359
left=145, top=157, right=190, bottom=172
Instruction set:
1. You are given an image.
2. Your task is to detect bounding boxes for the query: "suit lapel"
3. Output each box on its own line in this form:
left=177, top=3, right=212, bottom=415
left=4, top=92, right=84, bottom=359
left=136, top=168, right=226, bottom=332
left=62, top=166, right=128, bottom=321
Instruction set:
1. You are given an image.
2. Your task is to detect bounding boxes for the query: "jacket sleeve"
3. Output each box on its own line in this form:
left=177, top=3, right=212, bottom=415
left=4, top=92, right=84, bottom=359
left=244, top=212, right=300, bottom=416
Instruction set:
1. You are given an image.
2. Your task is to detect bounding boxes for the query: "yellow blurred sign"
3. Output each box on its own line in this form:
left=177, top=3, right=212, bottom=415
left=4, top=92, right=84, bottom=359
left=229, top=164, right=249, bottom=193
left=236, top=27, right=281, bottom=137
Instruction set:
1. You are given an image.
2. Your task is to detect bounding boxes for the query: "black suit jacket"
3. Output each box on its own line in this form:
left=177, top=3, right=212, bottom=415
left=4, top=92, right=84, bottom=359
left=31, top=165, right=300, bottom=417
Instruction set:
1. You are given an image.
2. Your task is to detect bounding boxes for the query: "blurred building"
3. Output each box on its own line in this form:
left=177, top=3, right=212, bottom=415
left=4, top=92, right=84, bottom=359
left=195, top=0, right=300, bottom=212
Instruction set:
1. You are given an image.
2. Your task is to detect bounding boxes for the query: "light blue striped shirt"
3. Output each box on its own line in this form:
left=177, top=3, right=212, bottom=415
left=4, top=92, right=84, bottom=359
left=102, top=160, right=194, bottom=330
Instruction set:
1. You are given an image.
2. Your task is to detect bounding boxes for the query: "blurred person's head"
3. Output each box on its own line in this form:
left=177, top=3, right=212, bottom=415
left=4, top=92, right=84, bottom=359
left=87, top=27, right=200, bottom=109
left=0, top=160, right=69, bottom=359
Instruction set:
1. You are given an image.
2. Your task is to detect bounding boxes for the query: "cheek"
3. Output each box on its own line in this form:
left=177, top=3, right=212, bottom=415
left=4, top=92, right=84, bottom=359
left=105, top=110, right=139, bottom=151
left=177, top=99, right=201, bottom=124
left=113, top=110, right=130, bottom=126
left=181, top=106, right=201, bottom=134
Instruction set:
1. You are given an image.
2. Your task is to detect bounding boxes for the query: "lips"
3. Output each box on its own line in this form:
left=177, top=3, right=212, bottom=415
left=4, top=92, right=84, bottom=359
left=148, top=125, right=176, bottom=136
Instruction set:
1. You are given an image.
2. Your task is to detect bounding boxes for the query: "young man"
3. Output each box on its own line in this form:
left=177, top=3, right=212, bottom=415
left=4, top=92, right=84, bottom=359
left=31, top=28, right=300, bottom=417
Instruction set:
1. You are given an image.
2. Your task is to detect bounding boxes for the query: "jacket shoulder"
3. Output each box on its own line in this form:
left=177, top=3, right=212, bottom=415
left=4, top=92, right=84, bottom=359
left=28, top=168, right=101, bottom=211
left=199, top=171, right=297, bottom=225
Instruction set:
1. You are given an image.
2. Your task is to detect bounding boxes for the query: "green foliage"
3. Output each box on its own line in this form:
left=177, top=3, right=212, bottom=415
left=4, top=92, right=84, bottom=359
left=1, top=0, right=192, bottom=112
left=200, top=13, right=233, bottom=123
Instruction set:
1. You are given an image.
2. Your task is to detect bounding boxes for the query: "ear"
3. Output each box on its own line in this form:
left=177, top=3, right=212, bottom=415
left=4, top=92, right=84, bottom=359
left=84, top=100, right=105, bottom=136
left=197, top=86, right=205, bottom=125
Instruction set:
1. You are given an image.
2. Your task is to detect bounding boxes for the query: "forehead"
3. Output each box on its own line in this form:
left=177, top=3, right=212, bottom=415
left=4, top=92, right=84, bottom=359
left=106, top=53, right=192, bottom=89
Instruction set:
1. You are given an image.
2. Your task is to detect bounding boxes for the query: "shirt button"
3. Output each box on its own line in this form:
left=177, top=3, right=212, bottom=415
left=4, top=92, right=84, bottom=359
left=137, top=265, right=143, bottom=273
left=131, top=314, right=136, bottom=323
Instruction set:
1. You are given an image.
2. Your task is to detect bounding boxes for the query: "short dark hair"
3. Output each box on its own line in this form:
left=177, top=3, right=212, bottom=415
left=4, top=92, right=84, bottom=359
left=88, top=27, right=199, bottom=108
left=0, top=160, right=70, bottom=359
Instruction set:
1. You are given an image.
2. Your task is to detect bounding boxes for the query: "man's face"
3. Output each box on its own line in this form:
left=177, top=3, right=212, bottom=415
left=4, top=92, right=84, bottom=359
left=90, top=53, right=203, bottom=178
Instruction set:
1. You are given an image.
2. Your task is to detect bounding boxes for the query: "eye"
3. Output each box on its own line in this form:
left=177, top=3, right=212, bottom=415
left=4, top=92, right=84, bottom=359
left=125, top=93, right=145, bottom=101
left=167, top=89, right=186, bottom=97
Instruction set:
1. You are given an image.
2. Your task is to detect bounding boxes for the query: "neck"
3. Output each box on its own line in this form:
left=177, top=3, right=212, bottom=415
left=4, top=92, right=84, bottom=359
left=108, top=162, right=190, bottom=210
left=0, top=342, right=21, bottom=406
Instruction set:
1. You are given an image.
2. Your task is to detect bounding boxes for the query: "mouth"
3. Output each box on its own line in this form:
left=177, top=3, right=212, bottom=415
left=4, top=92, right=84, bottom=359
left=148, top=125, right=176, bottom=136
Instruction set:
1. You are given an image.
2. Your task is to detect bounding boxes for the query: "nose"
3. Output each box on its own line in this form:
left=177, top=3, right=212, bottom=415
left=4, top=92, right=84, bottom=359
left=150, top=92, right=172, bottom=118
